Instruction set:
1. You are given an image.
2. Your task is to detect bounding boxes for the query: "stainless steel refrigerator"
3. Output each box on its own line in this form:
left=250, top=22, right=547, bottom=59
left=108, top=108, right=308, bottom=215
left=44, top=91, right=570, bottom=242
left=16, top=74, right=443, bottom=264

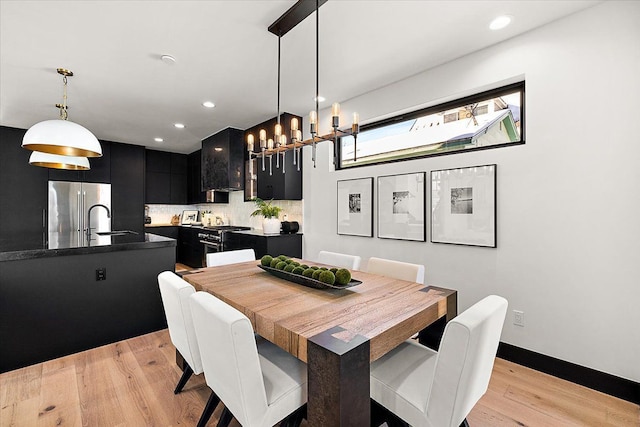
left=48, top=181, right=111, bottom=248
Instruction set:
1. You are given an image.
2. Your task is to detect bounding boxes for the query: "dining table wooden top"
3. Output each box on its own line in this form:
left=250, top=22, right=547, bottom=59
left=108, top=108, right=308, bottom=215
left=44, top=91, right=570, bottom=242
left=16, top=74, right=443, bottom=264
left=182, top=259, right=456, bottom=363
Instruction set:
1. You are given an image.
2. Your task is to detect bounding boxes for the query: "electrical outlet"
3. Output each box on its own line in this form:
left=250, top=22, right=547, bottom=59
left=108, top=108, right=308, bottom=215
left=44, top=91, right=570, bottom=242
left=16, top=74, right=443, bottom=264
left=513, top=310, right=524, bottom=327
left=96, top=268, right=106, bottom=281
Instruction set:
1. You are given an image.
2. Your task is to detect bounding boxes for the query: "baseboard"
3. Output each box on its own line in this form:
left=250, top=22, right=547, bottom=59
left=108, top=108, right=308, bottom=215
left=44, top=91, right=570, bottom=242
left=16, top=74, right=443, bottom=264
left=497, top=342, right=639, bottom=405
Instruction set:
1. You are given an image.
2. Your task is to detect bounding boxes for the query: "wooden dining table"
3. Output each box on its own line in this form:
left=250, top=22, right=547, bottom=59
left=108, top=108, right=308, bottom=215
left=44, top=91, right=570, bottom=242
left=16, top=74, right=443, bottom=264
left=182, top=260, right=457, bottom=426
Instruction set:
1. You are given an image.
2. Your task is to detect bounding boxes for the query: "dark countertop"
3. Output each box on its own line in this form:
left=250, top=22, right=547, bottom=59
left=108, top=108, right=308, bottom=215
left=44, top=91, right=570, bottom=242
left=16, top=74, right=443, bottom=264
left=0, top=233, right=176, bottom=262
left=228, top=229, right=303, bottom=237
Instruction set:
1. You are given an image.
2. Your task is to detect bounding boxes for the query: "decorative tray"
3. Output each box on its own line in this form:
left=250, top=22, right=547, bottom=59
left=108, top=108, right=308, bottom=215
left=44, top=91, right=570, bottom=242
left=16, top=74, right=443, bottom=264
left=258, top=265, right=362, bottom=290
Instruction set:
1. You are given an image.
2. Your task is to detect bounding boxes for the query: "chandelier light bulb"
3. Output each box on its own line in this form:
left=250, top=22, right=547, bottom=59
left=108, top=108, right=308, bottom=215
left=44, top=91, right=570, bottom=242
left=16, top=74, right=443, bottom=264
left=247, top=134, right=254, bottom=152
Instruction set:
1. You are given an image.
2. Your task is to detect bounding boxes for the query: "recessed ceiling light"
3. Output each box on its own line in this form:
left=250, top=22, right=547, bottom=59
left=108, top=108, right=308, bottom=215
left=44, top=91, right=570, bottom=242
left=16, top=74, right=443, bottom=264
left=161, top=54, right=176, bottom=64
left=489, top=15, right=512, bottom=30
left=202, top=101, right=215, bottom=108
left=174, top=123, right=185, bottom=129
left=313, top=95, right=326, bottom=103
left=154, top=137, right=164, bottom=143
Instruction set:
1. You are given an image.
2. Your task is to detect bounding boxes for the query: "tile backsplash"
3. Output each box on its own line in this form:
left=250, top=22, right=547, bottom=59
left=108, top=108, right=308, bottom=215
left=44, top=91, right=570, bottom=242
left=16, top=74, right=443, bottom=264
left=146, top=192, right=303, bottom=232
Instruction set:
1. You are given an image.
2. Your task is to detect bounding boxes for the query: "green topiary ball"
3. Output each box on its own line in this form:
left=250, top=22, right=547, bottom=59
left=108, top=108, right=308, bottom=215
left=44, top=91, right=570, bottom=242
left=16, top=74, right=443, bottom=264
left=300, top=264, right=309, bottom=269
left=275, top=261, right=287, bottom=270
left=310, top=266, right=319, bottom=270
left=318, top=270, right=336, bottom=285
left=269, top=258, right=280, bottom=268
left=330, top=267, right=339, bottom=274
left=291, top=261, right=300, bottom=267
left=312, top=269, right=323, bottom=280
left=335, top=268, right=352, bottom=286
left=277, top=255, right=288, bottom=261
left=302, top=268, right=315, bottom=278
left=284, top=263, right=296, bottom=272
left=261, top=255, right=273, bottom=267
left=292, top=266, right=305, bottom=275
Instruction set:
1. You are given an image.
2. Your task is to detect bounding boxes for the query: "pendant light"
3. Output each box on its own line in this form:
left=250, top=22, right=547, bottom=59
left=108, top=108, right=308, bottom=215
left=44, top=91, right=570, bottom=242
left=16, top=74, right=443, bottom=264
left=28, top=151, right=90, bottom=170
left=246, top=0, right=359, bottom=171
left=22, top=68, right=102, bottom=158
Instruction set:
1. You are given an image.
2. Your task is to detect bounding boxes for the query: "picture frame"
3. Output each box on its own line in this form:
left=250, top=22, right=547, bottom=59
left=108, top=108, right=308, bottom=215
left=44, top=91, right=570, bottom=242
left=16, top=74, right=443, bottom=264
left=337, top=177, right=373, bottom=237
left=181, top=209, right=199, bottom=225
left=430, top=164, right=497, bottom=247
left=377, top=172, right=426, bottom=241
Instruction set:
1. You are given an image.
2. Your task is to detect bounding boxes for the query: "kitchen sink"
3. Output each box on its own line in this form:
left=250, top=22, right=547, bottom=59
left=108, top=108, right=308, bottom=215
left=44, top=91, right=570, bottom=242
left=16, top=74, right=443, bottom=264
left=96, top=230, right=139, bottom=236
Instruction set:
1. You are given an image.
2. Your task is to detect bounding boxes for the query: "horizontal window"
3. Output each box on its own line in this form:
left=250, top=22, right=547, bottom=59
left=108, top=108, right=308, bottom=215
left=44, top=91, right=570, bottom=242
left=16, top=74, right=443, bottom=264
left=338, top=82, right=524, bottom=169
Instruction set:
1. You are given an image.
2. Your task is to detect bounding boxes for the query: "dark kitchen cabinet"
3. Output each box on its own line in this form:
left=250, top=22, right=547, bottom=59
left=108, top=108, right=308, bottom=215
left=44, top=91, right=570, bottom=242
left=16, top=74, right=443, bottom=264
left=48, top=140, right=111, bottom=184
left=201, top=128, right=244, bottom=191
left=188, top=150, right=207, bottom=203
left=145, top=149, right=187, bottom=204
left=225, top=231, right=302, bottom=259
left=0, top=126, right=48, bottom=251
left=111, top=142, right=145, bottom=234
left=146, top=225, right=179, bottom=259
left=178, top=226, right=204, bottom=268
left=245, top=113, right=302, bottom=200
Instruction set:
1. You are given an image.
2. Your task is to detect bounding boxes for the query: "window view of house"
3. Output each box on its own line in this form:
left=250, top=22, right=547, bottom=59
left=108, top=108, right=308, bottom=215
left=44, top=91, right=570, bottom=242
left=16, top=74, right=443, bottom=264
left=339, top=83, right=523, bottom=168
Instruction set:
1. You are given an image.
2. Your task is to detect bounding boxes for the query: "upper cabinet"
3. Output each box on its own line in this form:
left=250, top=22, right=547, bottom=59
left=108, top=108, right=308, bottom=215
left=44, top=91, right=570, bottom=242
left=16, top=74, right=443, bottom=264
left=111, top=142, right=145, bottom=234
left=145, top=149, right=187, bottom=204
left=245, top=113, right=302, bottom=200
left=201, top=128, right=244, bottom=192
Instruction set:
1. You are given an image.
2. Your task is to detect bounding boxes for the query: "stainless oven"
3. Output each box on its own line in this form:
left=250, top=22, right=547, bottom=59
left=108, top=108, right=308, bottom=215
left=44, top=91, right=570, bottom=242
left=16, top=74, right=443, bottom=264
left=198, top=226, right=253, bottom=266
left=198, top=231, right=223, bottom=263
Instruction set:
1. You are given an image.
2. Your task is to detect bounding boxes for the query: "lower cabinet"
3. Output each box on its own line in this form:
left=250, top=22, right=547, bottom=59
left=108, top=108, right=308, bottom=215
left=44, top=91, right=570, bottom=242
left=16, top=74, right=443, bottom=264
left=178, top=227, right=204, bottom=268
left=0, top=245, right=174, bottom=372
left=225, top=232, right=302, bottom=259
left=146, top=226, right=180, bottom=260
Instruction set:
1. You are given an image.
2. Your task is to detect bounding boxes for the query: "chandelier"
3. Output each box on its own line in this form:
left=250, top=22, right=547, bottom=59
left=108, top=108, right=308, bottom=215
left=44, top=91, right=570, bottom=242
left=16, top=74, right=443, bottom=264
left=246, top=0, right=359, bottom=175
left=22, top=68, right=102, bottom=170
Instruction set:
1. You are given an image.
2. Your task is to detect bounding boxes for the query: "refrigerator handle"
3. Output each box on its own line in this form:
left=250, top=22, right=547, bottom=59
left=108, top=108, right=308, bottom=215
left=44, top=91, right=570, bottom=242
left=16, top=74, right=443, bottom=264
left=77, top=191, right=82, bottom=233
left=82, top=191, right=87, bottom=236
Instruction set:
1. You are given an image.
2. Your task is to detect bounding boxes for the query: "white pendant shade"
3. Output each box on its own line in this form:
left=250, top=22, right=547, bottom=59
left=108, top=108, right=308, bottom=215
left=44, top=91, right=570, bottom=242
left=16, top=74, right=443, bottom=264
left=28, top=151, right=90, bottom=170
left=22, top=119, right=102, bottom=158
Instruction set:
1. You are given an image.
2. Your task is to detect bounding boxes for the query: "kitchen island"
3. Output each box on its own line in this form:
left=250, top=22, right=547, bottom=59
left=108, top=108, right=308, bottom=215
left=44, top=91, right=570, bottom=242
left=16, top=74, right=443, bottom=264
left=0, top=233, right=175, bottom=372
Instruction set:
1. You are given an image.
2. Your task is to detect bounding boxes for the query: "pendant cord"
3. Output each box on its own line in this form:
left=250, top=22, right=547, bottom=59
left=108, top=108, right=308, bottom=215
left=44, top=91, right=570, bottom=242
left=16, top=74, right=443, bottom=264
left=277, top=35, right=281, bottom=126
left=315, top=0, right=319, bottom=124
left=60, top=75, right=69, bottom=120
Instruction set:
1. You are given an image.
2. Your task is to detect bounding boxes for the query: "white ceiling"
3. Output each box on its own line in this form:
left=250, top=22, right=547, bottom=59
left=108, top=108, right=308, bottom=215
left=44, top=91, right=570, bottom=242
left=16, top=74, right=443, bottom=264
left=1, top=0, right=599, bottom=154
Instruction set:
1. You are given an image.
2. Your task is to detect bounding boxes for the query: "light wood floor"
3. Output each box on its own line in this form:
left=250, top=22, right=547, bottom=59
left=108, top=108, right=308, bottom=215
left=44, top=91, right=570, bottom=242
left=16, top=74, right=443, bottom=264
left=1, top=329, right=637, bottom=427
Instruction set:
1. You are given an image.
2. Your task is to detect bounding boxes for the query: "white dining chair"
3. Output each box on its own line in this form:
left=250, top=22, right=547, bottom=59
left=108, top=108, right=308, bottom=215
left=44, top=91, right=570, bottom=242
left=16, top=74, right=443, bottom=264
left=370, top=295, right=508, bottom=427
left=189, top=291, right=308, bottom=427
left=157, top=271, right=204, bottom=394
left=206, top=248, right=256, bottom=267
left=317, top=250, right=362, bottom=270
left=367, top=257, right=425, bottom=284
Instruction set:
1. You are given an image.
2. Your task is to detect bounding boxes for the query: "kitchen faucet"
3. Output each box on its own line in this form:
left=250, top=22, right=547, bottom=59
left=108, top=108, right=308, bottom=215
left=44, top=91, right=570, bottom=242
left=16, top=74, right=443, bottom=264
left=86, top=204, right=111, bottom=241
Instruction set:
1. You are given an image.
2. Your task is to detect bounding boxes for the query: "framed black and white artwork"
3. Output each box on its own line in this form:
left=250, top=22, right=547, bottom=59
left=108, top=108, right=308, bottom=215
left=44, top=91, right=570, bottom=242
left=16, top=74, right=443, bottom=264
left=430, top=164, right=497, bottom=247
left=337, top=177, right=373, bottom=237
left=377, top=172, right=426, bottom=241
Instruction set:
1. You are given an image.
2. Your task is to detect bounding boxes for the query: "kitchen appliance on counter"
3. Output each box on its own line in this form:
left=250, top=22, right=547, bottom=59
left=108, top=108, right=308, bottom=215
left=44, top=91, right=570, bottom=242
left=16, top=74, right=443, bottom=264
left=280, top=221, right=299, bottom=234
left=198, top=225, right=252, bottom=263
left=48, top=181, right=111, bottom=248
left=144, top=205, right=151, bottom=224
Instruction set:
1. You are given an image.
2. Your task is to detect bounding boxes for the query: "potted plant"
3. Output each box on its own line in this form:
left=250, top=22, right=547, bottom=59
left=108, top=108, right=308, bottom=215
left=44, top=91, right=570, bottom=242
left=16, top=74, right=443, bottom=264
left=250, top=198, right=282, bottom=234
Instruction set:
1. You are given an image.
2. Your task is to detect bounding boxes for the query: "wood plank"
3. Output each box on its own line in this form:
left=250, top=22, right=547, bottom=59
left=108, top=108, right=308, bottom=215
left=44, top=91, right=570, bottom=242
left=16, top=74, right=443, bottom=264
left=1, top=331, right=638, bottom=427
left=36, top=365, right=82, bottom=427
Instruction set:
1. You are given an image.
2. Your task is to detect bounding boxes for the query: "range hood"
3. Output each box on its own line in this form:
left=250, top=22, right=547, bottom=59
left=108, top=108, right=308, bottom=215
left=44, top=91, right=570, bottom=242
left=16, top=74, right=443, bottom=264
left=201, top=127, right=244, bottom=192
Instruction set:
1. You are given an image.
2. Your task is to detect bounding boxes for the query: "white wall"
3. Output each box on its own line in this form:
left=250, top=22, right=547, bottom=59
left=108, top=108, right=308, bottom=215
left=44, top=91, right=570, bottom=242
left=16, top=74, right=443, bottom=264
left=302, top=1, right=640, bottom=382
